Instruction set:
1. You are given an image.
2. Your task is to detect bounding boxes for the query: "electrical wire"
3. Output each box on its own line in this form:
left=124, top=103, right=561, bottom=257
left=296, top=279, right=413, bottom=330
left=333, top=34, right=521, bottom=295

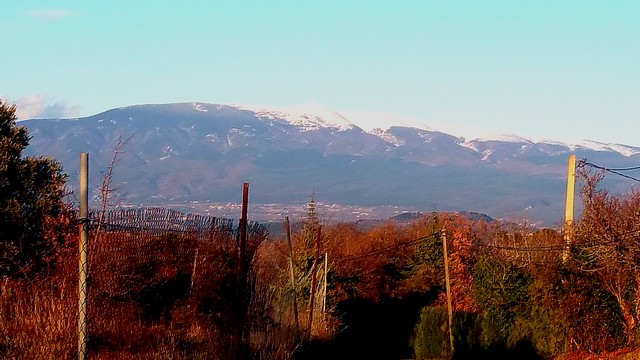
left=581, top=160, right=640, bottom=182
left=586, top=163, right=640, bottom=171
left=333, top=231, right=573, bottom=264
left=474, top=243, right=565, bottom=252
left=335, top=233, right=438, bottom=263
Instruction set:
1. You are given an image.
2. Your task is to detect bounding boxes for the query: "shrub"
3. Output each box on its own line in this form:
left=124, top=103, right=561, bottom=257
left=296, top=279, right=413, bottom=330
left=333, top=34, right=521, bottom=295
left=413, top=306, right=483, bottom=359
left=413, top=306, right=451, bottom=359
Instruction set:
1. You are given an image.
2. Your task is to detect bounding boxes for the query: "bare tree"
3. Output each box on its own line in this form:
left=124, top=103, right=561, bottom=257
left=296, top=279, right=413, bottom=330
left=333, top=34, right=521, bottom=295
left=573, top=166, right=640, bottom=344
left=96, top=134, right=133, bottom=232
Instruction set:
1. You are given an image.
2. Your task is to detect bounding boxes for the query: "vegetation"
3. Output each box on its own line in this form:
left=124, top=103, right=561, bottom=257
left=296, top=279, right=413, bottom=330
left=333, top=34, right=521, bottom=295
left=0, top=99, right=70, bottom=278
left=4, top=100, right=640, bottom=358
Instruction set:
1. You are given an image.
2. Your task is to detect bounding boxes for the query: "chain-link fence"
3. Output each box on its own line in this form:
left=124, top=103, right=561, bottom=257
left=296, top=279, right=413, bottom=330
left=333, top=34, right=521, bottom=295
left=1, top=207, right=267, bottom=359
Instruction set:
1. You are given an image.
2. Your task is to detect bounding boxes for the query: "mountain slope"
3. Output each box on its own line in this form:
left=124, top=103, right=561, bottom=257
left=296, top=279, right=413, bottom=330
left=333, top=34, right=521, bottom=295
left=21, top=102, right=640, bottom=225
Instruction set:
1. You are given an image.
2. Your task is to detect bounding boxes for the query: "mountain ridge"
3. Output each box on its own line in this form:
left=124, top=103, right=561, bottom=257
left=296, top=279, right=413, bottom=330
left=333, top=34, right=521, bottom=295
left=29, top=101, right=639, bottom=156
left=20, top=102, right=640, bottom=225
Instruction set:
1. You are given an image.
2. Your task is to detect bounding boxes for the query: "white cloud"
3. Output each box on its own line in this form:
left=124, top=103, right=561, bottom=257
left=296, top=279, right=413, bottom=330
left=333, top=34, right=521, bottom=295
left=26, top=9, right=73, bottom=22
left=9, top=94, right=79, bottom=120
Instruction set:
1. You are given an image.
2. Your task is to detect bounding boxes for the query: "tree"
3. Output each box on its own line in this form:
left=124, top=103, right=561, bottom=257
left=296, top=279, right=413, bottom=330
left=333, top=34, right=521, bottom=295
left=96, top=134, right=133, bottom=234
left=292, top=194, right=321, bottom=301
left=0, top=99, right=68, bottom=277
left=472, top=254, right=531, bottom=346
left=571, top=166, right=640, bottom=345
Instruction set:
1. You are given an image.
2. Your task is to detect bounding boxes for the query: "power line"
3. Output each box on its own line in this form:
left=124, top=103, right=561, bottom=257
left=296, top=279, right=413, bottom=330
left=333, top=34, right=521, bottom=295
left=607, top=165, right=640, bottom=171
left=283, top=228, right=569, bottom=264
left=578, top=158, right=640, bottom=172
left=335, top=233, right=438, bottom=263
left=572, top=226, right=640, bottom=247
left=333, top=232, right=571, bottom=263
left=474, top=243, right=565, bottom=252
left=580, top=160, right=640, bottom=183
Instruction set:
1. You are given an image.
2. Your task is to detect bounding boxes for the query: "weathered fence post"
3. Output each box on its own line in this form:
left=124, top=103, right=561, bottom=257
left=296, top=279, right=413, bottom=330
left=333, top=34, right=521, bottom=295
left=78, top=153, right=89, bottom=360
left=237, top=182, right=249, bottom=360
left=307, top=225, right=321, bottom=339
left=322, top=252, right=328, bottom=314
left=285, top=216, right=301, bottom=341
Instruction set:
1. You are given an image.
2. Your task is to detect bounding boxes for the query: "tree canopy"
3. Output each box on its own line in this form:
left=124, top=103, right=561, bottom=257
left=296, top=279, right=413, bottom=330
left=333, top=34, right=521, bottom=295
left=0, top=99, right=68, bottom=277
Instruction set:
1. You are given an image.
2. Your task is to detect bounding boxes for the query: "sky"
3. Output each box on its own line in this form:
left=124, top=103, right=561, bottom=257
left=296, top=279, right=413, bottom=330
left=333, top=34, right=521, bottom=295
left=2, top=1, right=639, bottom=145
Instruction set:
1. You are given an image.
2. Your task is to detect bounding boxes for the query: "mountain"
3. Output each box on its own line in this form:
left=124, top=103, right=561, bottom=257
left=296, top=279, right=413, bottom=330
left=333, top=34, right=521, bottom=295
left=20, top=102, right=640, bottom=225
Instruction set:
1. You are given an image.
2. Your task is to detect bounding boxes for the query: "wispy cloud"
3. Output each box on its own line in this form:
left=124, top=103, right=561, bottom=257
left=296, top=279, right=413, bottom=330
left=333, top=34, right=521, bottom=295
left=8, top=94, right=79, bottom=120
left=26, top=9, right=73, bottom=22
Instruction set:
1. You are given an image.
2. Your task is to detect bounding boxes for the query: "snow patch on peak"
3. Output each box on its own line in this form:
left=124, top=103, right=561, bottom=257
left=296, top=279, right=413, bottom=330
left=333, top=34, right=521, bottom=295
left=469, top=133, right=533, bottom=144
left=233, top=103, right=355, bottom=131
left=341, top=111, right=432, bottom=133
left=370, top=128, right=405, bottom=146
left=457, top=135, right=640, bottom=157
left=482, top=150, right=493, bottom=161
left=537, top=139, right=571, bottom=147
left=574, top=141, right=640, bottom=157
left=458, top=140, right=479, bottom=152
left=192, top=103, right=208, bottom=112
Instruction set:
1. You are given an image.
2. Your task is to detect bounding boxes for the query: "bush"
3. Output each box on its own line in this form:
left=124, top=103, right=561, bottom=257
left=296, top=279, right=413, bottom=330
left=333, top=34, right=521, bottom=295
left=506, top=278, right=567, bottom=358
left=472, top=254, right=531, bottom=345
left=413, top=306, right=482, bottom=359
left=413, top=306, right=450, bottom=359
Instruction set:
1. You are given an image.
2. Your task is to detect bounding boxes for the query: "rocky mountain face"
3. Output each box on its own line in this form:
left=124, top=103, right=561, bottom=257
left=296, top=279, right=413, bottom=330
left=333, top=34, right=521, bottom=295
left=20, top=102, right=640, bottom=225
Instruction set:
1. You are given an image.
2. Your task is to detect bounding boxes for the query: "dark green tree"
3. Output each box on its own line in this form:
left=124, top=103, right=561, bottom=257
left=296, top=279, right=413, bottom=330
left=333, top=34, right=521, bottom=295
left=0, top=99, right=68, bottom=277
left=292, top=193, right=321, bottom=298
left=472, top=254, right=531, bottom=347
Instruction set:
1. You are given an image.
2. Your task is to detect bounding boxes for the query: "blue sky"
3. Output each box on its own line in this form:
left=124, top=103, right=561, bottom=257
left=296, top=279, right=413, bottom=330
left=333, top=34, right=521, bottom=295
left=2, top=1, right=639, bottom=145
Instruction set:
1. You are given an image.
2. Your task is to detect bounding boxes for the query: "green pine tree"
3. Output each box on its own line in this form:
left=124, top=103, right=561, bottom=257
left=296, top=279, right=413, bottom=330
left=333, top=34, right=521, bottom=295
left=0, top=99, right=68, bottom=277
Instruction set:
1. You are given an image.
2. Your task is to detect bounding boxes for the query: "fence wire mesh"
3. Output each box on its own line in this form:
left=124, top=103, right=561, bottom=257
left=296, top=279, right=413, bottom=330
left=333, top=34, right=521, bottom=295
left=0, top=207, right=267, bottom=360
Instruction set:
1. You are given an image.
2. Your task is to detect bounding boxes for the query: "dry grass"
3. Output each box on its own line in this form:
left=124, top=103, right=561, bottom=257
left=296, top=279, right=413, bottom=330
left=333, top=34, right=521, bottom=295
left=0, top=250, right=77, bottom=359
left=0, top=228, right=299, bottom=359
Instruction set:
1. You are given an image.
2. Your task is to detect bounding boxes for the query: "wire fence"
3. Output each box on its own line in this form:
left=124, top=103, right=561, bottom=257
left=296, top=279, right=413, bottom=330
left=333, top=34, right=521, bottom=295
left=4, top=156, right=638, bottom=358
left=0, top=207, right=267, bottom=360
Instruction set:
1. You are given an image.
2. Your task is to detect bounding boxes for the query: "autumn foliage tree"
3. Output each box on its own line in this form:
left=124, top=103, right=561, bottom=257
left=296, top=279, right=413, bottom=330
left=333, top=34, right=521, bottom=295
left=0, top=99, right=69, bottom=277
left=571, top=166, right=640, bottom=345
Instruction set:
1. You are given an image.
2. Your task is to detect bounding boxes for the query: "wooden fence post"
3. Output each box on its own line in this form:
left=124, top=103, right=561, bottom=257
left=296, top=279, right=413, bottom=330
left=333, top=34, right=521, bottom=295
left=284, top=217, right=301, bottom=341
left=237, top=182, right=249, bottom=360
left=78, top=153, right=89, bottom=360
left=442, top=228, right=454, bottom=356
left=307, top=226, right=321, bottom=339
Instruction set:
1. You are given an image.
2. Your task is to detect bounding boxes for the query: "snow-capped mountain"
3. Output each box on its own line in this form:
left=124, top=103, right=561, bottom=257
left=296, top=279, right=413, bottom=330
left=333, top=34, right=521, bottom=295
left=234, top=103, right=356, bottom=132
left=20, top=102, right=640, bottom=225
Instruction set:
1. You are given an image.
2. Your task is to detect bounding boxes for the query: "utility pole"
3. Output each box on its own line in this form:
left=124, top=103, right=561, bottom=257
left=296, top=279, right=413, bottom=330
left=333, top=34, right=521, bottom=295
left=563, top=154, right=576, bottom=262
left=442, top=228, right=454, bottom=356
left=284, top=217, right=300, bottom=341
left=78, top=153, right=89, bottom=360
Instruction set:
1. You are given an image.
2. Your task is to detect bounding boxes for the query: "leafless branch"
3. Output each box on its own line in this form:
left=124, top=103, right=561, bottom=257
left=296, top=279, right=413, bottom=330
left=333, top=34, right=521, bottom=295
left=96, top=134, right=134, bottom=233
